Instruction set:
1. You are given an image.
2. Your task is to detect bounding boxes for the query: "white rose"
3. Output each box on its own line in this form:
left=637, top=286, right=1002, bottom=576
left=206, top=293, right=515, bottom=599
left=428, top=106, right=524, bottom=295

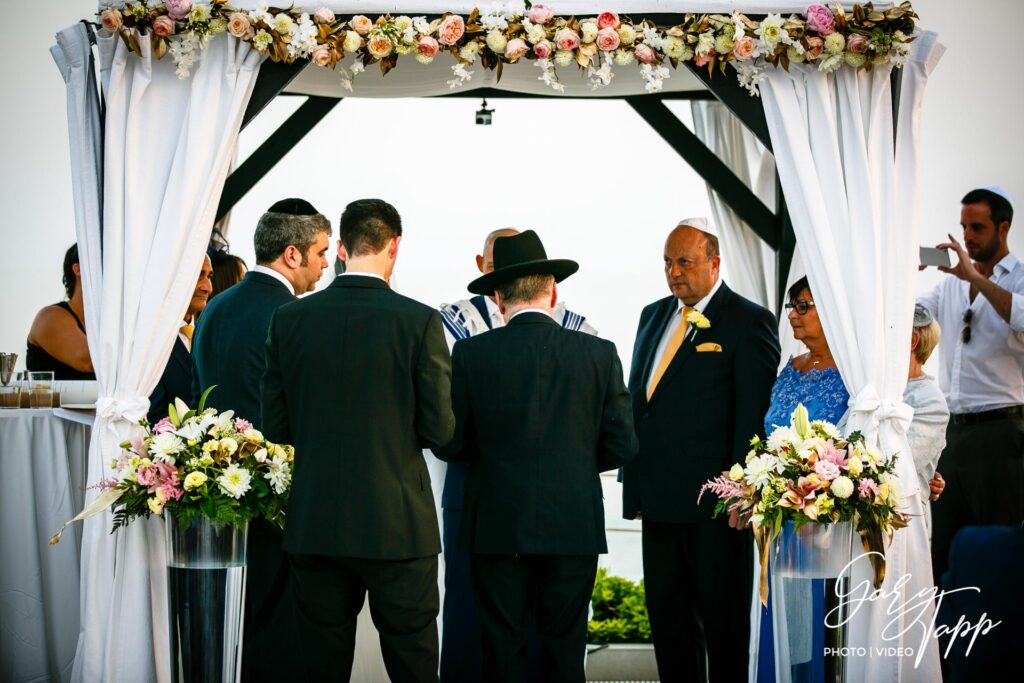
left=342, top=30, right=363, bottom=53
left=580, top=21, right=599, bottom=44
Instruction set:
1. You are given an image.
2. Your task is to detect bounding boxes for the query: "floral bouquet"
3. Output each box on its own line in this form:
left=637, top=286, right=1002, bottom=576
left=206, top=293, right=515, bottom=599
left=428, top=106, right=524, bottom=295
left=51, top=388, right=293, bottom=544
left=698, top=403, right=908, bottom=604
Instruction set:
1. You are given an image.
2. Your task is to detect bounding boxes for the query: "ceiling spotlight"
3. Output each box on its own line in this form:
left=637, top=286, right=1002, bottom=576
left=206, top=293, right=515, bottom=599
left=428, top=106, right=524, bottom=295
left=475, top=98, right=493, bottom=126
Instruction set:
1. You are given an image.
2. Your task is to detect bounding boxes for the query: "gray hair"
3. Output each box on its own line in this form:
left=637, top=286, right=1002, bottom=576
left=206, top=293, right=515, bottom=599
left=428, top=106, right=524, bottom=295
left=495, top=274, right=555, bottom=306
left=254, top=212, right=332, bottom=265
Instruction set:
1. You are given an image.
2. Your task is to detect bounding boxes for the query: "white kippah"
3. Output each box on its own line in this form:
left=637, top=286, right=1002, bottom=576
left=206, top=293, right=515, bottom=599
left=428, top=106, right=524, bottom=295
left=982, top=185, right=1014, bottom=206
left=676, top=216, right=718, bottom=239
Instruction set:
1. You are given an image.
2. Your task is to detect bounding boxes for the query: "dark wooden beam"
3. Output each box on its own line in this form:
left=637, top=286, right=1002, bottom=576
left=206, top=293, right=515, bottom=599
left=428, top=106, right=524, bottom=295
left=217, top=96, right=341, bottom=222
left=684, top=62, right=773, bottom=152
left=241, top=60, right=308, bottom=130
left=435, top=87, right=714, bottom=100
left=626, top=96, right=777, bottom=250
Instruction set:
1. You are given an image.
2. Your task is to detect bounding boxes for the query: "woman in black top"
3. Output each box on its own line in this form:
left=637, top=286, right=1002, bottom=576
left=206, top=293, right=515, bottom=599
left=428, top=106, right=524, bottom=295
left=26, top=244, right=95, bottom=380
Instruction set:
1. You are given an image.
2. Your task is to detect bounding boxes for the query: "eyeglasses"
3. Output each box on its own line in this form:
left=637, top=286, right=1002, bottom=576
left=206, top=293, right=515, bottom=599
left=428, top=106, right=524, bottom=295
left=785, top=299, right=816, bottom=316
left=961, top=308, right=973, bottom=344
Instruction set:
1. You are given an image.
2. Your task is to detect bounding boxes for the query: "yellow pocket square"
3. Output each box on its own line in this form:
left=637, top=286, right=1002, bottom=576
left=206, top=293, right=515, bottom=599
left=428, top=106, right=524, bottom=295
left=695, top=342, right=722, bottom=353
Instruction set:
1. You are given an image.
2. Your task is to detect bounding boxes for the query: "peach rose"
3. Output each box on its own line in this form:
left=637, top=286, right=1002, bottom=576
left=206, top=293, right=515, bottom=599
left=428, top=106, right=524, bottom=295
left=846, top=33, right=869, bottom=54
left=505, top=38, right=528, bottom=62
left=349, top=15, right=373, bottom=36
left=164, top=0, right=192, bottom=21
left=153, top=15, right=175, bottom=38
left=555, top=28, right=580, bottom=52
left=694, top=52, right=713, bottom=67
left=418, top=35, right=439, bottom=58
left=100, top=7, right=122, bottom=33
left=526, top=4, right=555, bottom=25
left=367, top=35, right=393, bottom=59
left=438, top=14, right=465, bottom=46
left=597, top=12, right=620, bottom=30
left=533, top=40, right=553, bottom=59
left=227, top=13, right=252, bottom=39
left=804, top=36, right=824, bottom=59
left=732, top=35, right=755, bottom=61
left=596, top=27, right=620, bottom=52
left=311, top=46, right=332, bottom=66
left=313, top=7, right=335, bottom=24
left=634, top=43, right=655, bottom=64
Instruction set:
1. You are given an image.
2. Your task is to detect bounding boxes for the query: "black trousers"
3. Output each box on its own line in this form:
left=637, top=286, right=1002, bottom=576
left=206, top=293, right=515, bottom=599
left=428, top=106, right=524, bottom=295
left=241, top=520, right=299, bottom=682
left=931, top=415, right=1024, bottom=586
left=441, top=508, right=482, bottom=683
left=642, top=519, right=752, bottom=683
left=289, top=553, right=440, bottom=683
left=470, top=553, right=597, bottom=683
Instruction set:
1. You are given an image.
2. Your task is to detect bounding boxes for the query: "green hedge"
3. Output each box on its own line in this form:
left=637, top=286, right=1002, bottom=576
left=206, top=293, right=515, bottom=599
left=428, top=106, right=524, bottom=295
left=587, top=568, right=651, bottom=643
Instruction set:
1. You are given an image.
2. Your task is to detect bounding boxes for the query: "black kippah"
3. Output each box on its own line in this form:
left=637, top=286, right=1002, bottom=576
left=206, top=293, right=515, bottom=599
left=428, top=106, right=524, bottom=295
left=266, top=198, right=320, bottom=216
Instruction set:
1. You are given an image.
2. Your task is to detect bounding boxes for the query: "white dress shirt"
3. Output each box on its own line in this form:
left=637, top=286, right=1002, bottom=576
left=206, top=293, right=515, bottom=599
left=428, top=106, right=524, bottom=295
left=918, top=253, right=1024, bottom=413
left=339, top=271, right=386, bottom=282
left=646, top=278, right=723, bottom=397
left=252, top=265, right=296, bottom=296
left=509, top=307, right=553, bottom=321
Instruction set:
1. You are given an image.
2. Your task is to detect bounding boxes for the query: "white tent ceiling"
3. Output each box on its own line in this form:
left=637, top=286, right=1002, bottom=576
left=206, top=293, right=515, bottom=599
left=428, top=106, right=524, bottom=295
left=227, top=2, right=896, bottom=14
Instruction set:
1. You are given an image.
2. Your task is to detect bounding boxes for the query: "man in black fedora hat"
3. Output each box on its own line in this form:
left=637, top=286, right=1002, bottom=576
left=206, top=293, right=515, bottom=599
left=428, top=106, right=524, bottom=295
left=436, top=230, right=638, bottom=683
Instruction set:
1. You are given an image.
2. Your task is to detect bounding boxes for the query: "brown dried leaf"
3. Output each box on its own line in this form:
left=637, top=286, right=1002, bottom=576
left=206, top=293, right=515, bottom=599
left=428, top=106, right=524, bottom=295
left=868, top=11, right=885, bottom=22
left=152, top=34, right=168, bottom=60
left=575, top=50, right=591, bottom=68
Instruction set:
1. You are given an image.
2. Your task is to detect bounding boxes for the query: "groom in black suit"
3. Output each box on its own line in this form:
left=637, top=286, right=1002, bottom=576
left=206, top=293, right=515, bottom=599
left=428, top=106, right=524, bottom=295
left=192, top=198, right=331, bottom=682
left=438, top=231, right=638, bottom=682
left=622, top=218, right=780, bottom=682
left=262, top=198, right=454, bottom=683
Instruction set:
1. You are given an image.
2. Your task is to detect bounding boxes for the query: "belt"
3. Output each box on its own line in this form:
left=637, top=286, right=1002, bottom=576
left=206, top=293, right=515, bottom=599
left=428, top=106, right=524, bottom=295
left=949, top=405, right=1024, bottom=425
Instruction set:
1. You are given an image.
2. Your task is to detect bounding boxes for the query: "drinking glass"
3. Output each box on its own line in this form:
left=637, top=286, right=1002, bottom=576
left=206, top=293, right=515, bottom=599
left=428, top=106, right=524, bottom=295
left=0, top=353, right=16, bottom=386
left=28, top=371, right=54, bottom=408
left=0, top=386, right=20, bottom=409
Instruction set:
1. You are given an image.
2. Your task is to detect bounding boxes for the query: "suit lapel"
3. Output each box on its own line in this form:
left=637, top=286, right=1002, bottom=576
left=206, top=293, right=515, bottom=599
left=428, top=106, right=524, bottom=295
left=632, top=298, right=678, bottom=399
left=648, top=282, right=733, bottom=405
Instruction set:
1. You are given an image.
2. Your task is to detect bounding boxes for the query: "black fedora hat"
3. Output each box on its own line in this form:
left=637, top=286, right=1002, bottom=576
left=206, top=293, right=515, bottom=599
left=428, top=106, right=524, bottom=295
left=467, top=230, right=579, bottom=295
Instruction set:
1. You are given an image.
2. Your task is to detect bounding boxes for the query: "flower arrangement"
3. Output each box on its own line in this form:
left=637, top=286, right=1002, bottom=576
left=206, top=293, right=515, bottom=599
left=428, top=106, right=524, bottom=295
left=95, top=2, right=918, bottom=94
left=50, top=388, right=294, bottom=544
left=698, top=403, right=909, bottom=603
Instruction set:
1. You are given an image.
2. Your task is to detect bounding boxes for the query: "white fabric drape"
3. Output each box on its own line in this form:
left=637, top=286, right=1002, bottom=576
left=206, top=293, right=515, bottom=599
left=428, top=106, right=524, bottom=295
left=760, top=33, right=944, bottom=681
left=690, top=100, right=777, bottom=311
left=59, top=30, right=261, bottom=683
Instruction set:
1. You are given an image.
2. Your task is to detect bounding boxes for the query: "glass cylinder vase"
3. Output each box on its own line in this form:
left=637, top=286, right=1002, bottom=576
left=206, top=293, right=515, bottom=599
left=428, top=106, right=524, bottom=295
left=165, top=511, right=248, bottom=683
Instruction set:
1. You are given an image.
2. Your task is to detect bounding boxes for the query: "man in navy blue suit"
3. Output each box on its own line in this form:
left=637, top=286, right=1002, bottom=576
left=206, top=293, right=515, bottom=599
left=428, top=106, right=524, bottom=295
left=192, top=198, right=331, bottom=683
left=147, top=254, right=212, bottom=423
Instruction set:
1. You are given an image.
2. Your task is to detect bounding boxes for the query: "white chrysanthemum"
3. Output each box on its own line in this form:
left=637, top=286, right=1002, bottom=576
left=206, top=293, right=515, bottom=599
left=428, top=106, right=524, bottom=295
left=581, top=21, right=599, bottom=44
left=415, top=52, right=434, bottom=64
left=527, top=23, right=546, bottom=45
left=818, top=52, right=844, bottom=73
left=824, top=32, right=846, bottom=54
left=264, top=457, right=292, bottom=495
left=189, top=3, right=212, bottom=24
left=394, top=15, right=412, bottom=32
left=459, top=41, right=481, bottom=61
left=744, top=454, right=783, bottom=488
left=272, top=13, right=294, bottom=35
left=150, top=432, right=185, bottom=462
left=486, top=31, right=508, bottom=54
left=554, top=50, right=575, bottom=67
left=696, top=32, right=716, bottom=56
left=253, top=29, right=273, bottom=51
left=811, top=420, right=841, bottom=440
left=766, top=426, right=798, bottom=453
left=831, top=475, right=854, bottom=499
left=612, top=48, right=634, bottom=66
left=755, top=12, right=786, bottom=49
left=844, top=52, right=866, bottom=68
left=217, top=465, right=252, bottom=499
left=617, top=24, right=637, bottom=46
left=715, top=34, right=734, bottom=55
left=663, top=36, right=688, bottom=60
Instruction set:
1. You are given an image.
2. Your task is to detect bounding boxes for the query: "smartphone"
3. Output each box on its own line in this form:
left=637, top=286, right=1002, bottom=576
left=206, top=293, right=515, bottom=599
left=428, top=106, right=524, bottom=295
left=920, top=247, right=951, bottom=268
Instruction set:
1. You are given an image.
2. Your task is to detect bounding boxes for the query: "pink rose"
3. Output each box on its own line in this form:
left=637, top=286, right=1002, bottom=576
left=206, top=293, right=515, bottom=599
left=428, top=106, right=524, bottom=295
left=437, top=14, right=465, bottom=46
left=153, top=417, right=173, bottom=435
left=596, top=27, right=620, bottom=52
left=349, top=15, right=373, bottom=36
left=367, top=35, right=393, bottom=59
left=694, top=52, right=713, bottom=67
left=803, top=3, right=835, bottom=36
left=555, top=28, right=580, bottom=52
left=732, top=35, right=755, bottom=61
left=100, top=7, right=122, bottom=33
left=233, top=417, right=253, bottom=433
left=597, top=12, right=620, bottom=30
left=814, top=460, right=841, bottom=482
left=634, top=43, right=655, bottom=64
left=418, top=35, right=439, bottom=58
left=311, top=46, right=332, bottom=66
left=533, top=40, right=552, bottom=59
left=846, top=33, right=869, bottom=54
left=136, top=465, right=157, bottom=487
left=527, top=4, right=555, bottom=25
left=505, top=38, right=528, bottom=62
left=153, top=15, right=176, bottom=38
left=227, top=12, right=252, bottom=39
left=164, top=0, right=192, bottom=22
left=804, top=36, right=824, bottom=59
left=313, top=7, right=335, bottom=24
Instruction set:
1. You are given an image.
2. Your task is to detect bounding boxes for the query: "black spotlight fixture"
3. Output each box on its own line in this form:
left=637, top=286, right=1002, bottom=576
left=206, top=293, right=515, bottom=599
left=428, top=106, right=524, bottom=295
left=475, top=98, right=494, bottom=125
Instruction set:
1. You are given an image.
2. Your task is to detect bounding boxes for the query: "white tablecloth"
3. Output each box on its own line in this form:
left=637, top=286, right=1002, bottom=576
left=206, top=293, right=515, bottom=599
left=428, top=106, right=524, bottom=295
left=0, top=409, right=90, bottom=683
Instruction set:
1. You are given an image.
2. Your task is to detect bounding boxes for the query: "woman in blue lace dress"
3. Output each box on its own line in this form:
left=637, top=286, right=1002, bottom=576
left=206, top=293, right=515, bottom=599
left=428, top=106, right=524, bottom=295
left=757, top=276, right=849, bottom=683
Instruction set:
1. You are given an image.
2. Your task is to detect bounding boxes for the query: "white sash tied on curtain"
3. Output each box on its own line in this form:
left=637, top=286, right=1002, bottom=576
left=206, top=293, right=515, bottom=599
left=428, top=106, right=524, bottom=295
left=56, top=28, right=263, bottom=683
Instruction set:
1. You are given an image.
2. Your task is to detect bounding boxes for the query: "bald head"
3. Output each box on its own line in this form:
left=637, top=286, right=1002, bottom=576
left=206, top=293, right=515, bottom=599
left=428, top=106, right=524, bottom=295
left=477, top=228, right=520, bottom=276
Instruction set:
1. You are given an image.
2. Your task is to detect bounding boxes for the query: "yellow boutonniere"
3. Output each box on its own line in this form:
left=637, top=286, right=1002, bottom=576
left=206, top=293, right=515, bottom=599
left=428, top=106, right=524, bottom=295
left=685, top=309, right=711, bottom=330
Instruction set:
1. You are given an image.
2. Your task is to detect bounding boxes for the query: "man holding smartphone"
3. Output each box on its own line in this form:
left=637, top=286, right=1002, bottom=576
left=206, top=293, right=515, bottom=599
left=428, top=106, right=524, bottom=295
left=918, top=186, right=1024, bottom=586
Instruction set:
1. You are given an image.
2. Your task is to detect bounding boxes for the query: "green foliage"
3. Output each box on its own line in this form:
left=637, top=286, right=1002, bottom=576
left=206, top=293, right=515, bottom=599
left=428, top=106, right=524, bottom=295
left=588, top=568, right=651, bottom=643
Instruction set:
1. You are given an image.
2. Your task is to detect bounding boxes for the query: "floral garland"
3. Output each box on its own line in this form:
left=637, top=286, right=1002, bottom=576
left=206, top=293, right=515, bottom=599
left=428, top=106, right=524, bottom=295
left=98, top=2, right=917, bottom=95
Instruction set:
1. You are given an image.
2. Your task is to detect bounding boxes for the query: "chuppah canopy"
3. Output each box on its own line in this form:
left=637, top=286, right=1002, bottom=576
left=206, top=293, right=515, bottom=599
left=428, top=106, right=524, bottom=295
left=55, top=2, right=935, bottom=681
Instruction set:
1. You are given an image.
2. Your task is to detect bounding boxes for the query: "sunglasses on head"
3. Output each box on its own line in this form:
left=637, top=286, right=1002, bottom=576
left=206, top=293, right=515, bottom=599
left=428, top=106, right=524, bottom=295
left=785, top=299, right=816, bottom=316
